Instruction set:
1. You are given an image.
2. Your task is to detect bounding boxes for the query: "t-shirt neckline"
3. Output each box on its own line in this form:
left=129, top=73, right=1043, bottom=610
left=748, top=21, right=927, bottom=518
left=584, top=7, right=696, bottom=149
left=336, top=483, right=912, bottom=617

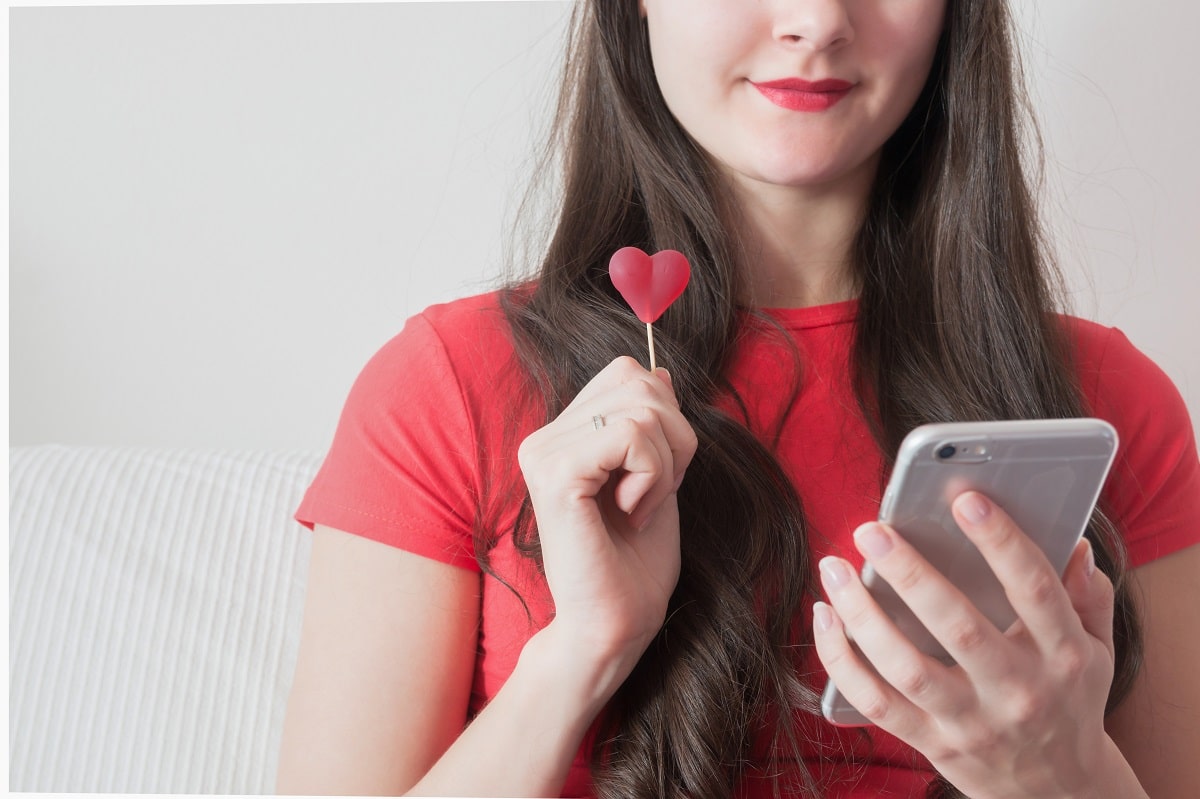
left=741, top=298, right=860, bottom=330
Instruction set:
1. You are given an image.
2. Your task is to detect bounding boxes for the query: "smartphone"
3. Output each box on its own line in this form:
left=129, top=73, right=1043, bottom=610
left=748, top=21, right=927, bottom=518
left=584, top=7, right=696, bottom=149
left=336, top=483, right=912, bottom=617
left=820, top=418, right=1118, bottom=726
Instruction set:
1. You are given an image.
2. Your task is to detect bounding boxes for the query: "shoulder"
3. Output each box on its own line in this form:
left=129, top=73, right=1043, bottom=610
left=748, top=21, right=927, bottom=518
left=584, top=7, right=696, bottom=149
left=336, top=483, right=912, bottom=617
left=295, top=289, right=534, bottom=564
left=375, top=290, right=515, bottom=368
left=1058, top=315, right=1200, bottom=565
left=417, top=289, right=515, bottom=348
left=1058, top=315, right=1187, bottom=425
left=352, top=290, right=523, bottom=405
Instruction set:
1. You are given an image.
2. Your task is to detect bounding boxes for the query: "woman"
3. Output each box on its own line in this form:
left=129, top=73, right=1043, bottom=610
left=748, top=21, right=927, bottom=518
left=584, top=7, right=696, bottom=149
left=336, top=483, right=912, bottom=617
left=278, top=1, right=1200, bottom=796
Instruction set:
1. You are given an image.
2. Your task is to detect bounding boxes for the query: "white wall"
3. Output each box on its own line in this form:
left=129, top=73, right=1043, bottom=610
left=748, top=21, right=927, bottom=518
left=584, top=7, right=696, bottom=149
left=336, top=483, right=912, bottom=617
left=10, top=1, right=571, bottom=452
left=1015, top=1, right=1200, bottom=421
left=10, top=1, right=1198, bottom=452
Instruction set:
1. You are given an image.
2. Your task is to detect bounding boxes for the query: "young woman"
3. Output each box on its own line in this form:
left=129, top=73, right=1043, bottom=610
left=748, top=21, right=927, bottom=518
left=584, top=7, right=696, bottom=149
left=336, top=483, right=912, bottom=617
left=277, top=1, right=1200, bottom=796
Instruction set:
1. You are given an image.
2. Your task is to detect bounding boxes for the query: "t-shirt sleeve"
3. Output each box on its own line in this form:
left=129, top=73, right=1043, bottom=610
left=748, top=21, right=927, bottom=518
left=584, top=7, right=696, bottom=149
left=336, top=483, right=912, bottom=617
left=295, top=313, right=482, bottom=572
left=1086, top=327, right=1200, bottom=568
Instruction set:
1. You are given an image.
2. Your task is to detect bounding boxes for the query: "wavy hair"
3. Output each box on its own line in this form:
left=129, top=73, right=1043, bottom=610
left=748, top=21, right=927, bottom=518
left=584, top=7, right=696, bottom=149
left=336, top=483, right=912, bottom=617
left=491, top=2, right=1142, bottom=797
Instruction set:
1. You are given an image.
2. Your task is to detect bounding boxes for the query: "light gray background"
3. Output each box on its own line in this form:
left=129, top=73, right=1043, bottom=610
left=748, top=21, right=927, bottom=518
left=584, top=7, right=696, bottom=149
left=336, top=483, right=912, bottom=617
left=10, top=1, right=1199, bottom=452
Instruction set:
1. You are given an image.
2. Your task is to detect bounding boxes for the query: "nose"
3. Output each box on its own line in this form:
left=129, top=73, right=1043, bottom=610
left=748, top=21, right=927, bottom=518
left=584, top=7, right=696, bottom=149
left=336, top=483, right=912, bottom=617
left=773, top=0, right=855, bottom=51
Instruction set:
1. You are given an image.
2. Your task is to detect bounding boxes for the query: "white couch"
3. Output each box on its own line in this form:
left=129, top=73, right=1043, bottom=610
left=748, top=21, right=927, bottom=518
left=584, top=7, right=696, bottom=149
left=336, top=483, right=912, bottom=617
left=9, top=445, right=321, bottom=793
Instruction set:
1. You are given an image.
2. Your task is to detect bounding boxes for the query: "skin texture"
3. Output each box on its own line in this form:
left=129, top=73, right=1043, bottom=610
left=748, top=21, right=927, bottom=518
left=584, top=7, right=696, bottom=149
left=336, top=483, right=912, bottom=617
left=641, top=0, right=944, bottom=190
left=280, top=362, right=699, bottom=797
left=814, top=496, right=1154, bottom=798
left=278, top=2, right=1200, bottom=795
left=641, top=0, right=946, bottom=308
left=1105, top=546, right=1200, bottom=798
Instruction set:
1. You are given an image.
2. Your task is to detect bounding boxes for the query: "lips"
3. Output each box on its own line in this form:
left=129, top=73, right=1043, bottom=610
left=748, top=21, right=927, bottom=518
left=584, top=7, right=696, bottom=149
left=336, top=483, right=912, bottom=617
left=751, top=78, right=855, bottom=112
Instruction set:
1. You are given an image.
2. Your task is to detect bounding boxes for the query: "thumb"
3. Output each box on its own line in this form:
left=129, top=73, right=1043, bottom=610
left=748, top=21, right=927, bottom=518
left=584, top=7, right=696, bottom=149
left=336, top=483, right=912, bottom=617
left=1064, top=537, right=1117, bottom=660
left=653, top=367, right=680, bottom=409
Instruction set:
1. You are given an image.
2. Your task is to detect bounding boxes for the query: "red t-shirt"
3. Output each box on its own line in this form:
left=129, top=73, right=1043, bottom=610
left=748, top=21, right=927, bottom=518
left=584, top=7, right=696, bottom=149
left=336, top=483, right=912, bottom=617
left=296, top=291, right=1200, bottom=797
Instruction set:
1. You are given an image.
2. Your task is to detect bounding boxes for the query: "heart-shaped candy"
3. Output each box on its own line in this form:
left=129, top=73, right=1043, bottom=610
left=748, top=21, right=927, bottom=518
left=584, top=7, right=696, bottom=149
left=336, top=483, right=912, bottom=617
left=608, top=247, right=691, bottom=324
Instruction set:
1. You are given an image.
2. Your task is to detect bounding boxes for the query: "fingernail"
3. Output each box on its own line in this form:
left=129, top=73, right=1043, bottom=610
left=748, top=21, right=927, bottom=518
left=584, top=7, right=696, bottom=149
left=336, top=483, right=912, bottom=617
left=820, top=557, right=852, bottom=590
left=673, top=471, right=686, bottom=492
left=960, top=492, right=991, bottom=524
left=655, top=367, right=672, bottom=388
left=813, top=601, right=834, bottom=633
left=1084, top=538, right=1096, bottom=577
left=854, top=522, right=893, bottom=560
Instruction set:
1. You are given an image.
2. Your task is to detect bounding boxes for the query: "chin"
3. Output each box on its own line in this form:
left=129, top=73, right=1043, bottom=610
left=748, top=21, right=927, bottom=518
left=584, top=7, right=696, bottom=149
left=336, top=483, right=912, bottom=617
left=751, top=144, right=881, bottom=191
left=747, top=160, right=860, bottom=190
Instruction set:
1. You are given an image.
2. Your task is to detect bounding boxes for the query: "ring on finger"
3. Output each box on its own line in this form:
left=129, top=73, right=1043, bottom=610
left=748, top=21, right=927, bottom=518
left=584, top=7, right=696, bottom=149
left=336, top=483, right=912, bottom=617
left=592, top=414, right=606, bottom=430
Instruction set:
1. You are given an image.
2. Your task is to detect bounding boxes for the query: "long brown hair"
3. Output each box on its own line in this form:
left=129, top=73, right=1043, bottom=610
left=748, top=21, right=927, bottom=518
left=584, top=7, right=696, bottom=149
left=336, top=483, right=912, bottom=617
left=492, top=2, right=1142, bottom=797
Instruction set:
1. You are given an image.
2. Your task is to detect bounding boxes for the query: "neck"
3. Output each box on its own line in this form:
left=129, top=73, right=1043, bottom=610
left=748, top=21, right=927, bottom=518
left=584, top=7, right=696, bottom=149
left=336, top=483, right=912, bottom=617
left=727, top=156, right=876, bottom=309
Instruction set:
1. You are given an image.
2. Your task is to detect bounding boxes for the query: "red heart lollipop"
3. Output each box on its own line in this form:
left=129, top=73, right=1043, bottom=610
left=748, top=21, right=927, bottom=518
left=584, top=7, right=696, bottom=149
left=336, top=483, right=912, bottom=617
left=608, top=247, right=691, bottom=324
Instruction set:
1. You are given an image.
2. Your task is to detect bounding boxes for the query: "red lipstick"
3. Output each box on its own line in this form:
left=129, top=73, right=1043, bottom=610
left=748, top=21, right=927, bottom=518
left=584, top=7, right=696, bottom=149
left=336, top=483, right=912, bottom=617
left=751, top=78, right=855, bottom=112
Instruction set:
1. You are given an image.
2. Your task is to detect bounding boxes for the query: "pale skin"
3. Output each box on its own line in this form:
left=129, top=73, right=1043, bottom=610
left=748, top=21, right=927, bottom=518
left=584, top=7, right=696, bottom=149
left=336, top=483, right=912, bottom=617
left=278, top=360, right=699, bottom=797
left=278, top=1, right=1200, bottom=795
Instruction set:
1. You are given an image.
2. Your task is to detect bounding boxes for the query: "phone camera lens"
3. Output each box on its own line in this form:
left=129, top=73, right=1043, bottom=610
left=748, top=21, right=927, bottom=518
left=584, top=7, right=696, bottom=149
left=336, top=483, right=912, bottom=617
left=936, top=444, right=957, bottom=459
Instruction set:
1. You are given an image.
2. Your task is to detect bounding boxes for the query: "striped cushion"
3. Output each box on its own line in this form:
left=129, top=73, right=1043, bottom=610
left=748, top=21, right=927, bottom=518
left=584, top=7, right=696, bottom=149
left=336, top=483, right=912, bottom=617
left=9, top=446, right=319, bottom=793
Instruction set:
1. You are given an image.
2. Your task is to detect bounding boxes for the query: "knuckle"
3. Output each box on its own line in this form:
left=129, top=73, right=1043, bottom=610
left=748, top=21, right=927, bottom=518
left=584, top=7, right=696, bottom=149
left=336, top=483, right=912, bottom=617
left=1053, top=642, right=1089, bottom=682
left=820, top=641, right=856, bottom=672
left=855, top=690, right=892, bottom=722
left=962, top=720, right=1002, bottom=755
left=680, top=423, right=699, bottom=455
left=627, top=405, right=657, bottom=425
left=539, top=452, right=575, bottom=485
left=923, top=739, right=957, bottom=764
left=841, top=602, right=876, bottom=632
left=974, top=513, right=1019, bottom=549
left=614, top=414, right=649, bottom=441
left=888, top=557, right=926, bottom=594
left=516, top=433, right=541, bottom=473
left=611, top=355, right=643, bottom=374
left=893, top=661, right=934, bottom=699
left=945, top=616, right=989, bottom=654
left=1019, top=569, right=1060, bottom=605
left=627, top=377, right=660, bottom=403
left=1006, top=689, right=1045, bottom=727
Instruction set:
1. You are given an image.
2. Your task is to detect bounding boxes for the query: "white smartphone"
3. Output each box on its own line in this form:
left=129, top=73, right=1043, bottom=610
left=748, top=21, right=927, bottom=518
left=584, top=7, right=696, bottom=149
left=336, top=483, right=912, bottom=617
left=820, top=418, right=1118, bottom=726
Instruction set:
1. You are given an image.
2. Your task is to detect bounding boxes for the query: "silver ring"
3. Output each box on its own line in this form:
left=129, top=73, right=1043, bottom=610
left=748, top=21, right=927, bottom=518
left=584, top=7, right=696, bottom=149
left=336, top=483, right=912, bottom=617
left=592, top=414, right=605, bottom=430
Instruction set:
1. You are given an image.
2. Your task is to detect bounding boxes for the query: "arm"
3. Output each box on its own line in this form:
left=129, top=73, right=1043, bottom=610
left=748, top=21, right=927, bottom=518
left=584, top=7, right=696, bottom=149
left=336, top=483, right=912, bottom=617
left=279, top=358, right=697, bottom=796
left=275, top=526, right=627, bottom=797
left=1106, top=543, right=1200, bottom=797
left=276, top=524, right=480, bottom=795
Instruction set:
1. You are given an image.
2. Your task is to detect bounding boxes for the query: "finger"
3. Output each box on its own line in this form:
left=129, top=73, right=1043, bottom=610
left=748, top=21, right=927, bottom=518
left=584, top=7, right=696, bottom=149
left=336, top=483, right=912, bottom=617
left=563, top=356, right=644, bottom=409
left=812, top=598, right=935, bottom=738
left=1063, top=538, right=1116, bottom=660
left=566, top=356, right=680, bottom=413
left=587, top=415, right=669, bottom=514
left=608, top=409, right=677, bottom=524
left=521, top=408, right=666, bottom=513
left=951, top=491, right=1083, bottom=648
left=651, top=366, right=676, bottom=402
left=543, top=401, right=679, bottom=523
left=819, top=555, right=972, bottom=718
left=850, top=521, right=1013, bottom=681
left=575, top=388, right=696, bottom=485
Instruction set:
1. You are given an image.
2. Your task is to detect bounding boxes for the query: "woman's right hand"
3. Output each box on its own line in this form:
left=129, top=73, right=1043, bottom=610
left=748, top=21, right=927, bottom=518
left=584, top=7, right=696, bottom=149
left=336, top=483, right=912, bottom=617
left=517, top=356, right=698, bottom=680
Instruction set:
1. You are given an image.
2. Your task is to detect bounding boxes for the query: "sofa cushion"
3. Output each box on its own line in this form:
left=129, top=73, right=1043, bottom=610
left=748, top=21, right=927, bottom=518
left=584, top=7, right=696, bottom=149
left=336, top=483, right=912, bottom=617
left=9, top=446, right=319, bottom=793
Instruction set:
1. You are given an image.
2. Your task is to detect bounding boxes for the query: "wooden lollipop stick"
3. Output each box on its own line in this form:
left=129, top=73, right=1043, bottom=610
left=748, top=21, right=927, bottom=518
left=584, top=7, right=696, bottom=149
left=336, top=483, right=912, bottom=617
left=608, top=247, right=690, bottom=373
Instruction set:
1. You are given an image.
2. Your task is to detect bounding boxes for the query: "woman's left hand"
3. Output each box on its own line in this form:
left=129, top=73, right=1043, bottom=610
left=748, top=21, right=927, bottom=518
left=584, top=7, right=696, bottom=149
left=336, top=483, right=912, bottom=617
left=813, top=490, right=1141, bottom=799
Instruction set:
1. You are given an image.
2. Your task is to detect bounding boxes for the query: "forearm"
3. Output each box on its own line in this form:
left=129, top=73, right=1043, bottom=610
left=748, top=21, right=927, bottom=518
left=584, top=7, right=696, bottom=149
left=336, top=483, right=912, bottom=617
left=405, top=623, right=628, bottom=797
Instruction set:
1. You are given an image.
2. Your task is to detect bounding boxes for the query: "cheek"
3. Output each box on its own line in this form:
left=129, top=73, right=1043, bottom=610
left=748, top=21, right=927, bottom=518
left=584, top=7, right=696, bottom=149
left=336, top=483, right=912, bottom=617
left=862, top=3, right=946, bottom=108
left=868, top=2, right=944, bottom=63
left=645, top=1, right=756, bottom=99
